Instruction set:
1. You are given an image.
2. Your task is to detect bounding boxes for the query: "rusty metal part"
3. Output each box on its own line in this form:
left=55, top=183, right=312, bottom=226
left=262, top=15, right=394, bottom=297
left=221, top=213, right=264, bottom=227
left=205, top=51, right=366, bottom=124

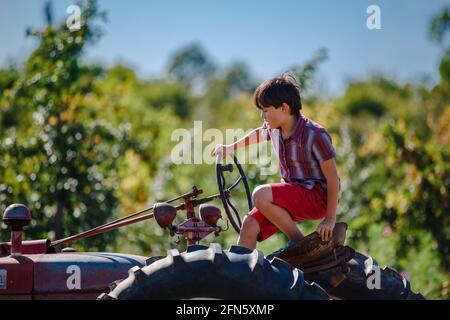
left=299, top=246, right=355, bottom=274
left=49, top=211, right=158, bottom=248
left=173, top=218, right=221, bottom=245
left=2, top=204, right=31, bottom=229
left=277, top=222, right=348, bottom=265
left=0, top=251, right=146, bottom=299
left=49, top=185, right=229, bottom=248
left=2, top=204, right=32, bottom=256
left=199, top=204, right=222, bottom=226
left=0, top=239, right=54, bottom=256
left=48, top=186, right=201, bottom=248
left=275, top=222, right=355, bottom=289
left=153, top=203, right=177, bottom=228
left=164, top=185, right=203, bottom=204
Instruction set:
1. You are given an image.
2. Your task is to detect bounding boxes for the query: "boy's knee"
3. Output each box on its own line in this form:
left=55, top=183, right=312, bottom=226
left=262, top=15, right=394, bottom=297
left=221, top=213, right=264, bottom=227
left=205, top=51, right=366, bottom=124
left=252, top=184, right=273, bottom=209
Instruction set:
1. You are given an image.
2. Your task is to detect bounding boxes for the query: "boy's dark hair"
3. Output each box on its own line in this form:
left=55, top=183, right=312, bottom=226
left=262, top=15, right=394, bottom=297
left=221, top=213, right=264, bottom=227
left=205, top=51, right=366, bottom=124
left=253, top=74, right=302, bottom=117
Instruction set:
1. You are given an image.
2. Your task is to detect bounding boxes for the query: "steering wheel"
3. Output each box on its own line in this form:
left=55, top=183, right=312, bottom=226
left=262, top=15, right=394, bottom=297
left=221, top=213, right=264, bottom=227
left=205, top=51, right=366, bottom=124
left=215, top=153, right=253, bottom=233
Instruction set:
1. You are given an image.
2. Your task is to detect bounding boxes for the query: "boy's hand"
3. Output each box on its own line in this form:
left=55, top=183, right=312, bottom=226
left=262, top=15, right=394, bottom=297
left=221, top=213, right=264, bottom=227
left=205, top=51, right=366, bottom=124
left=212, top=144, right=230, bottom=159
left=316, top=218, right=335, bottom=242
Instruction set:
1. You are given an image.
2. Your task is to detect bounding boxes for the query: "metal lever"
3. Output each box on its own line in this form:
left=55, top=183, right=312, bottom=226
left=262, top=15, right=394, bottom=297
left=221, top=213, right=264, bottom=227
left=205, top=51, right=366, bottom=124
left=220, top=163, right=233, bottom=173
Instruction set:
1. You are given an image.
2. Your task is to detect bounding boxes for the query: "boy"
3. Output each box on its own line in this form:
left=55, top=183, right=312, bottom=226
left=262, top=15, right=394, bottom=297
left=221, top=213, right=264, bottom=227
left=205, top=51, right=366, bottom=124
left=214, top=75, right=340, bottom=250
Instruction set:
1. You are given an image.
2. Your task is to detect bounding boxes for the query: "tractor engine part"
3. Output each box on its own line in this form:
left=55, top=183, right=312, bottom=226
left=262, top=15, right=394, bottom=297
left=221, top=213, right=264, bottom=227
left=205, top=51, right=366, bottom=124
left=199, top=204, right=222, bottom=226
left=153, top=203, right=177, bottom=228
left=2, top=204, right=32, bottom=256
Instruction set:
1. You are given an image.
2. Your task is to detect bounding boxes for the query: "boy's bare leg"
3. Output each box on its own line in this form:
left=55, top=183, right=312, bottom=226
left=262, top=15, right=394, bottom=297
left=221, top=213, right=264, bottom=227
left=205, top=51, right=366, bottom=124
left=237, top=215, right=260, bottom=250
left=259, top=202, right=305, bottom=243
left=253, top=185, right=305, bottom=244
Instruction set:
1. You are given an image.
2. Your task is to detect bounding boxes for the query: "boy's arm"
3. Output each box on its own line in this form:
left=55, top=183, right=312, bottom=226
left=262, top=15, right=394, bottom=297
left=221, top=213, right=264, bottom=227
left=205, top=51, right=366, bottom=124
left=213, top=127, right=265, bottom=158
left=316, top=158, right=340, bottom=241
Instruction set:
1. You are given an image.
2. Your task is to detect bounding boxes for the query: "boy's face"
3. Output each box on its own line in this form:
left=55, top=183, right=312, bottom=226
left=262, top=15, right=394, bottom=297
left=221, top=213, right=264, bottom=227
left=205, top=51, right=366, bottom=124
left=261, top=104, right=291, bottom=129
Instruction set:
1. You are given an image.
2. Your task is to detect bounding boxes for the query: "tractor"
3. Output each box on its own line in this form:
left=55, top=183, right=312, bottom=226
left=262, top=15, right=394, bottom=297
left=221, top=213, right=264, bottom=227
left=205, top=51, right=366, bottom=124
left=0, top=154, right=425, bottom=300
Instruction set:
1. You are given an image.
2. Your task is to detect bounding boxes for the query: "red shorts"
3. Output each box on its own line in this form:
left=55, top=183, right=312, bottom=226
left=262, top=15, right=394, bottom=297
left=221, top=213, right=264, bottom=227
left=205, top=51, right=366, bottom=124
left=248, top=182, right=327, bottom=241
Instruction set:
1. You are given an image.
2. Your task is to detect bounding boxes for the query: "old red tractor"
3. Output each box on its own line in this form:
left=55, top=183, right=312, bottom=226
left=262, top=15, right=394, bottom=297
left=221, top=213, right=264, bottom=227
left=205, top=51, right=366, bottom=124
left=0, top=155, right=425, bottom=299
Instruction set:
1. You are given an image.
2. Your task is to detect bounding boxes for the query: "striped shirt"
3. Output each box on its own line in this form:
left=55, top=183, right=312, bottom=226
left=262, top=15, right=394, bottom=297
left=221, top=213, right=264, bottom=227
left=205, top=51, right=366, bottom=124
left=261, top=115, right=336, bottom=190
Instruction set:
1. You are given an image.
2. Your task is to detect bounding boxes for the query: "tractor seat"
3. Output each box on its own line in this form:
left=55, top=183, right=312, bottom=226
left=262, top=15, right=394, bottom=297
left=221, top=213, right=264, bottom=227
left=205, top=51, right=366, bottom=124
left=275, top=222, right=354, bottom=274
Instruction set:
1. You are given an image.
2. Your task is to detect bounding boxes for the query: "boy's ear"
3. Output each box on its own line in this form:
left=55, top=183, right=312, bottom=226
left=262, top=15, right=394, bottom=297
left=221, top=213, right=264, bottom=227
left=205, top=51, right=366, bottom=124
left=281, top=102, right=290, bottom=113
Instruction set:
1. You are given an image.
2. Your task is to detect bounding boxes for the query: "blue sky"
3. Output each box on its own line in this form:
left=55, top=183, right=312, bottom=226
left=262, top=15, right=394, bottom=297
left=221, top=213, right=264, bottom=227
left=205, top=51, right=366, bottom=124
left=0, top=0, right=448, bottom=96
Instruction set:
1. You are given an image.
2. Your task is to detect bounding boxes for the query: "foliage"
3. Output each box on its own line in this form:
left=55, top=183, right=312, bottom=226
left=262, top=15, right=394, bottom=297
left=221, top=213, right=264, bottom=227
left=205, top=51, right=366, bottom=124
left=0, top=1, right=448, bottom=299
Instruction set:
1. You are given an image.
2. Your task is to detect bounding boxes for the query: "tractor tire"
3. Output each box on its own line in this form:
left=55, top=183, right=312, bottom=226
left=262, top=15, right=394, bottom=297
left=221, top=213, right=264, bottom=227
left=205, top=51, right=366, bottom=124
left=317, top=252, right=426, bottom=300
left=98, top=243, right=329, bottom=300
left=300, top=251, right=426, bottom=300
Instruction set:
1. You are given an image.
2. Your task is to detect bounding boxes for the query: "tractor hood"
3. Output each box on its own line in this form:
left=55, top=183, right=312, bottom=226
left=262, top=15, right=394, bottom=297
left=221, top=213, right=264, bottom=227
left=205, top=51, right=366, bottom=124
left=32, top=251, right=147, bottom=299
left=0, top=240, right=147, bottom=299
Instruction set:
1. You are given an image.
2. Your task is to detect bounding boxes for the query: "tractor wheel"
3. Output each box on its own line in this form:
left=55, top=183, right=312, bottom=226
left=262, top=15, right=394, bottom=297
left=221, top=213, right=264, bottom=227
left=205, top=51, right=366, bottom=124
left=318, top=252, right=426, bottom=300
left=98, top=243, right=329, bottom=300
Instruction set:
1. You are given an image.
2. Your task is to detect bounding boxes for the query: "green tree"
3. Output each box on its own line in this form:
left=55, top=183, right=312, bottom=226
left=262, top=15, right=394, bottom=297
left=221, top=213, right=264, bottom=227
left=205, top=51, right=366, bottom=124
left=0, top=0, right=127, bottom=250
left=167, top=42, right=216, bottom=91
